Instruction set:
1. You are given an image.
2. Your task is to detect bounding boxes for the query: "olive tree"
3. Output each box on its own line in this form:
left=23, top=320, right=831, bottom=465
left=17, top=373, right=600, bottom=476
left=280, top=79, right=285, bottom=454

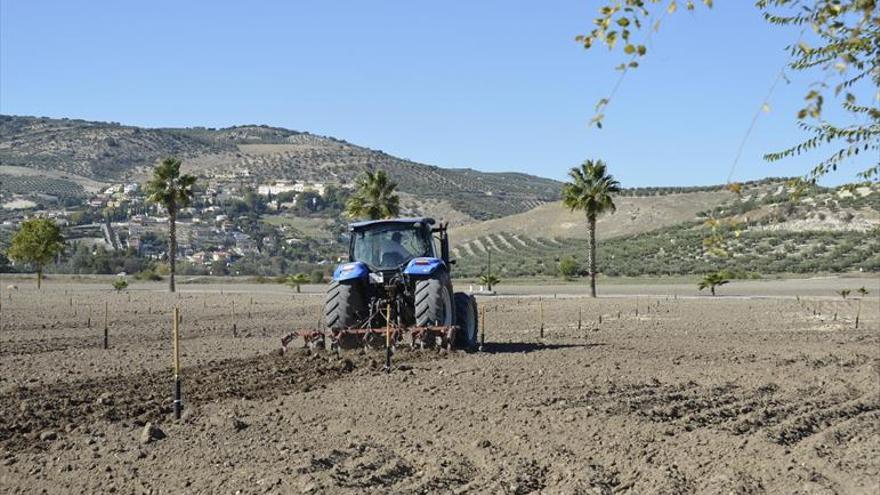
left=577, top=0, right=878, bottom=184
left=7, top=218, right=65, bottom=289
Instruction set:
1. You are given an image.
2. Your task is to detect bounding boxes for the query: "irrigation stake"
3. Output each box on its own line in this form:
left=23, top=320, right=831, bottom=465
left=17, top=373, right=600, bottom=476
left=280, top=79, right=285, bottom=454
left=539, top=298, right=544, bottom=339
left=317, top=303, right=323, bottom=329
left=855, top=299, right=861, bottom=329
left=87, top=305, right=92, bottom=329
left=577, top=307, right=582, bottom=331
left=232, top=299, right=237, bottom=337
left=172, top=307, right=182, bottom=420
left=384, top=303, right=392, bottom=373
left=479, top=305, right=486, bottom=352
left=103, top=301, right=109, bottom=349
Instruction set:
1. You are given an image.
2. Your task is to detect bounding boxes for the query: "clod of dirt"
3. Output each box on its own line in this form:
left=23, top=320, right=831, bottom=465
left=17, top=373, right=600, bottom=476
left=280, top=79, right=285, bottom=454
left=473, top=439, right=492, bottom=449
left=230, top=417, right=249, bottom=431
left=140, top=422, right=165, bottom=444
left=39, top=431, right=57, bottom=441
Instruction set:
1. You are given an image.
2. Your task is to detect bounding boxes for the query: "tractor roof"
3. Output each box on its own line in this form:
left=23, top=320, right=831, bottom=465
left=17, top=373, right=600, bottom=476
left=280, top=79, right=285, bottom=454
left=349, top=217, right=435, bottom=232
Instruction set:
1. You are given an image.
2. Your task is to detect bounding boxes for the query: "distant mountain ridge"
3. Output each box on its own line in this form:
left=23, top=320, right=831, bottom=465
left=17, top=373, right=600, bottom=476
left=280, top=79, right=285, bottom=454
left=0, top=115, right=561, bottom=220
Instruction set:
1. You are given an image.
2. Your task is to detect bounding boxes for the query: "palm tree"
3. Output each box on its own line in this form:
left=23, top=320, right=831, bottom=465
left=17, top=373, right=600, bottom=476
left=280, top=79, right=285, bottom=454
left=287, top=273, right=309, bottom=293
left=145, top=157, right=196, bottom=293
left=562, top=160, right=621, bottom=297
left=698, top=272, right=730, bottom=296
left=837, top=289, right=851, bottom=300
left=479, top=273, right=501, bottom=292
left=345, top=169, right=400, bottom=220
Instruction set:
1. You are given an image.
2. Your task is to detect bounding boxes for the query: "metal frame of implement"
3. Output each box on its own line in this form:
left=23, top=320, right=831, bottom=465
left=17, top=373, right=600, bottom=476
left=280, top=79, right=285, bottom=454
left=281, top=324, right=459, bottom=353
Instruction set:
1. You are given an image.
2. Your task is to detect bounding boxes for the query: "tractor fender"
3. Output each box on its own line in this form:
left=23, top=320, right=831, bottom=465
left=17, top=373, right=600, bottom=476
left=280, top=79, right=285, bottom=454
left=333, top=261, right=369, bottom=282
left=403, top=257, right=445, bottom=276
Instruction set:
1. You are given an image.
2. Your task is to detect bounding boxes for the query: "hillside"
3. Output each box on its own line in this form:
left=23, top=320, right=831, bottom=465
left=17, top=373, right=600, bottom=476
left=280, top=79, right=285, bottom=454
left=450, top=190, right=737, bottom=246
left=3, top=114, right=879, bottom=278
left=0, top=115, right=560, bottom=220
left=452, top=182, right=880, bottom=277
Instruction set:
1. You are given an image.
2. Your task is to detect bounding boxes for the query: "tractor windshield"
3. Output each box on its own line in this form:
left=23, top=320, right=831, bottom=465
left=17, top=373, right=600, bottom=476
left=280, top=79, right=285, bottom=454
left=351, top=224, right=430, bottom=270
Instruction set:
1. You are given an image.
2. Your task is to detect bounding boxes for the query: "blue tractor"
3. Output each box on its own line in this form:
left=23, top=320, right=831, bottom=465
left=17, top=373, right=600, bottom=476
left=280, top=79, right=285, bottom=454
left=323, top=217, right=478, bottom=350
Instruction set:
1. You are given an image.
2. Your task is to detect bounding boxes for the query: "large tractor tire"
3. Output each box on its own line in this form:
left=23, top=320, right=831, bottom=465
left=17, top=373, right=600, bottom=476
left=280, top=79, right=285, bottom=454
left=324, top=280, right=367, bottom=330
left=414, top=272, right=453, bottom=328
left=453, top=292, right=478, bottom=351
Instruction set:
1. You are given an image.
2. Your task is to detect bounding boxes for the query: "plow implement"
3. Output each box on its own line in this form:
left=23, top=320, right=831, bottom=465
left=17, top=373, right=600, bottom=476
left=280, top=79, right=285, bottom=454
left=281, top=324, right=459, bottom=353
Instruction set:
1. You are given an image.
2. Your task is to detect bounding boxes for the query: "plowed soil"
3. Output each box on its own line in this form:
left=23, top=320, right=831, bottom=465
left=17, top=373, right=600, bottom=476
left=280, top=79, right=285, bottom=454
left=0, top=278, right=877, bottom=494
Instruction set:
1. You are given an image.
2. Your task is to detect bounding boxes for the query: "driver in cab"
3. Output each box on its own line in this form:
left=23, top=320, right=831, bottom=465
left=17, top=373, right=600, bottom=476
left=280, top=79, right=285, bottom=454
left=380, top=232, right=410, bottom=267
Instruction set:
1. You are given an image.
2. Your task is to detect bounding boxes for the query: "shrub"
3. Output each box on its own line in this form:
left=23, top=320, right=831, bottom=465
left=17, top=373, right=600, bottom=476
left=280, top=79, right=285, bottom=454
left=558, top=257, right=580, bottom=280
left=134, top=270, right=163, bottom=282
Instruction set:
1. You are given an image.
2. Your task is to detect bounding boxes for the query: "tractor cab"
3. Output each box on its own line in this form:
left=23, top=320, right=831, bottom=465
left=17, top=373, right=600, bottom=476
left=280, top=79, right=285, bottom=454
left=350, top=218, right=437, bottom=271
left=335, top=217, right=451, bottom=282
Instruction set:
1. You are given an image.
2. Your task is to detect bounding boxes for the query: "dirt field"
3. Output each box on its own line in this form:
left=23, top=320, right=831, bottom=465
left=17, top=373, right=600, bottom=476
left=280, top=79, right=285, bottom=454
left=0, top=277, right=878, bottom=494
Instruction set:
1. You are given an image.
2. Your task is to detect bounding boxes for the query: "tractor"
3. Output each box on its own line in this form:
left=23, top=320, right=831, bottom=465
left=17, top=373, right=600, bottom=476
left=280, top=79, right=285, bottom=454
left=320, top=217, right=478, bottom=351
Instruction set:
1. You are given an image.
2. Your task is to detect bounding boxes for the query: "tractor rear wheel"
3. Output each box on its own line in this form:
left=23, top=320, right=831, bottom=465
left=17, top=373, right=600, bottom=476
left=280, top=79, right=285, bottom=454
left=414, top=273, right=453, bottom=328
left=453, top=292, right=478, bottom=351
left=324, top=280, right=367, bottom=330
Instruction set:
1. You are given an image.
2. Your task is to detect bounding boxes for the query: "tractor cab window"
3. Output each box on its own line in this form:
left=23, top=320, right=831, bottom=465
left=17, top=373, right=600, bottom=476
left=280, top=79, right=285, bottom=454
left=352, top=224, right=430, bottom=269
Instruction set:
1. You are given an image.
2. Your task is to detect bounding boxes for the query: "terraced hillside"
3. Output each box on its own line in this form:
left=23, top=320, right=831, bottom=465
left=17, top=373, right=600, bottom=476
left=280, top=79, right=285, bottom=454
left=449, top=178, right=813, bottom=245
left=450, top=190, right=736, bottom=246
left=452, top=184, right=880, bottom=277
left=0, top=115, right=560, bottom=220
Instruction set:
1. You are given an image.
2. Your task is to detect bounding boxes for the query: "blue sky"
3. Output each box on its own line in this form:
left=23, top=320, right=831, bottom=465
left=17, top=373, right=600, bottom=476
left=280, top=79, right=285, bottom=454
left=0, top=1, right=872, bottom=186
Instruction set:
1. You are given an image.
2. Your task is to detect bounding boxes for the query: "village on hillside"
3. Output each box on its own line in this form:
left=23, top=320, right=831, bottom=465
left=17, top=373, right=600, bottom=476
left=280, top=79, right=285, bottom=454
left=0, top=171, right=355, bottom=276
